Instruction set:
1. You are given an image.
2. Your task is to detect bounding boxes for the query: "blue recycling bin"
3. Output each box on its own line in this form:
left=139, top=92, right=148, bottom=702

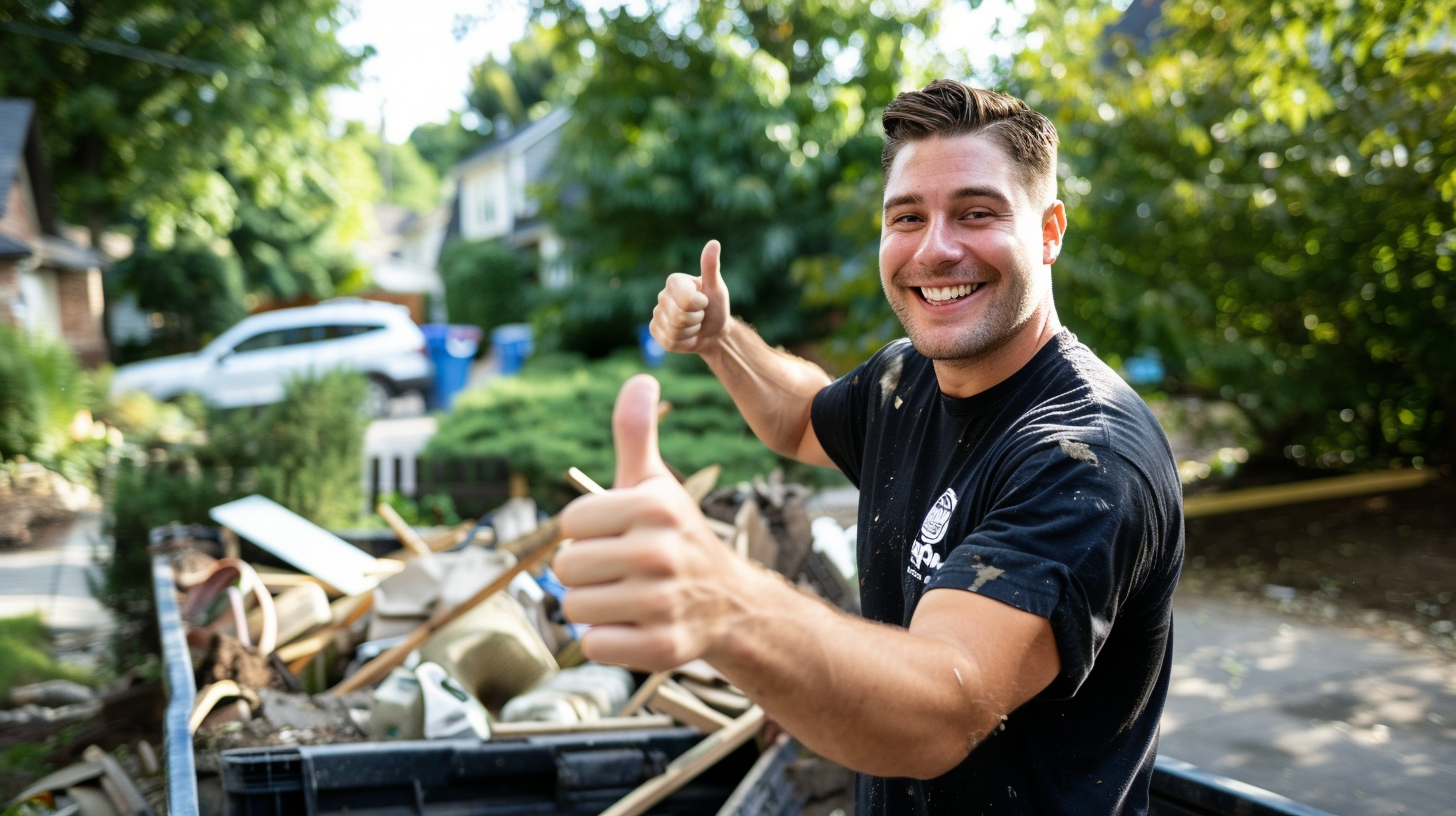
left=491, top=323, right=534, bottom=376
left=422, top=323, right=482, bottom=411
left=639, top=323, right=665, bottom=368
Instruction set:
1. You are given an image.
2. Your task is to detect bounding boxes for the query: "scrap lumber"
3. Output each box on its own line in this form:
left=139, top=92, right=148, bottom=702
left=618, top=671, right=671, bottom=717
left=377, top=502, right=433, bottom=558
left=677, top=678, right=752, bottom=715
left=567, top=466, right=607, bottom=496
left=327, top=518, right=565, bottom=695
left=713, top=735, right=794, bottom=816
left=599, top=705, right=767, bottom=816
left=278, top=594, right=375, bottom=670
left=1183, top=468, right=1438, bottom=519
left=491, top=714, right=676, bottom=738
left=648, top=680, right=734, bottom=733
left=81, top=745, right=154, bottom=816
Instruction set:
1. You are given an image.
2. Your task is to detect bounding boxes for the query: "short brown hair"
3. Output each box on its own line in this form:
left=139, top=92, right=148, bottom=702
left=881, top=80, right=1059, bottom=205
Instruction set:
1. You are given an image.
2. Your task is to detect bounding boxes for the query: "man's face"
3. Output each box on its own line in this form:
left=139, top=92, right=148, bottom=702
left=879, top=132, right=1062, bottom=363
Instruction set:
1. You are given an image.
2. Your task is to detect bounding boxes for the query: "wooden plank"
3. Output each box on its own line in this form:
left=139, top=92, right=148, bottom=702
left=490, top=714, right=675, bottom=738
left=618, top=671, right=671, bottom=717
left=648, top=680, right=734, bottom=733
left=377, top=502, right=434, bottom=558
left=567, top=467, right=607, bottom=495
left=326, top=518, right=565, bottom=695
left=1183, top=468, right=1437, bottom=519
left=598, top=706, right=766, bottom=816
left=248, top=584, right=331, bottom=650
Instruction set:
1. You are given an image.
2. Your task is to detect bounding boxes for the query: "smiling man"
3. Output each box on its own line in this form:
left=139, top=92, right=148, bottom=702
left=554, top=80, right=1184, bottom=815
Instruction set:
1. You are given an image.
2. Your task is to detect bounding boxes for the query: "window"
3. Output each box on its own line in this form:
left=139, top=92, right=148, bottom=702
left=232, top=329, right=288, bottom=353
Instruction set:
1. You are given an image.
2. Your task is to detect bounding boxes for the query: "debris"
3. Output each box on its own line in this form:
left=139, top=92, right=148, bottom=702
left=500, top=663, right=635, bottom=724
left=599, top=705, right=767, bottom=816
left=10, top=679, right=96, bottom=708
left=376, top=501, right=434, bottom=558
left=250, top=583, right=331, bottom=648
left=191, top=681, right=257, bottom=735
left=417, top=662, right=491, bottom=739
left=81, top=744, right=154, bottom=816
left=648, top=680, right=734, bottom=733
left=417, top=590, right=558, bottom=712
left=193, top=632, right=273, bottom=690
left=209, top=495, right=383, bottom=596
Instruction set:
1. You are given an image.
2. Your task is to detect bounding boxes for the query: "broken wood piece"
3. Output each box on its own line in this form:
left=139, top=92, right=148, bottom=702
left=491, top=714, right=675, bottom=738
left=567, top=466, right=607, bottom=495
left=648, top=680, right=734, bottom=733
left=599, top=705, right=766, bottom=816
left=681, top=464, right=722, bottom=505
left=327, top=518, right=565, bottom=696
left=1182, top=467, right=1438, bottom=518
left=733, top=498, right=778, bottom=567
left=704, top=517, right=735, bottom=543
left=278, top=592, right=374, bottom=668
left=81, top=745, right=154, bottom=816
left=189, top=680, right=256, bottom=735
left=618, top=670, right=671, bottom=717
left=712, top=734, right=794, bottom=816
left=252, top=565, right=338, bottom=596
left=377, top=502, right=434, bottom=558
left=250, top=583, right=331, bottom=650
left=66, top=785, right=118, bottom=816
left=676, top=678, right=752, bottom=715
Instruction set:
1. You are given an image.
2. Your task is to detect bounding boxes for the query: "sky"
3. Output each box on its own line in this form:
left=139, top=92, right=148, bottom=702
left=328, top=0, right=1025, bottom=145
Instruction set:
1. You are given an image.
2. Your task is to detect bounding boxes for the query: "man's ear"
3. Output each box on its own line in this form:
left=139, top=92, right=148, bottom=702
left=1042, top=200, right=1067, bottom=265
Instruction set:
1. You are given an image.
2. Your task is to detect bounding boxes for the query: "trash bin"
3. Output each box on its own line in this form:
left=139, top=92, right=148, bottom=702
left=490, top=323, right=533, bottom=376
left=639, top=323, right=665, bottom=368
left=422, top=324, right=483, bottom=411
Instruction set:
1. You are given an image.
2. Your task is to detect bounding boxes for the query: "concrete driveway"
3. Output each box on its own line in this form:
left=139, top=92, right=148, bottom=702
left=1163, top=592, right=1456, bottom=816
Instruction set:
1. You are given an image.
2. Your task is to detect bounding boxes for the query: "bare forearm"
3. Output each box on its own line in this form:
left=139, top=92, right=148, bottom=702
left=705, top=565, right=1001, bottom=778
left=700, top=317, right=832, bottom=463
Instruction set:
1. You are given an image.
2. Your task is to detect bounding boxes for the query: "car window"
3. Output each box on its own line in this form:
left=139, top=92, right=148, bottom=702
left=232, top=329, right=289, bottom=353
left=281, top=325, right=329, bottom=346
left=328, top=324, right=386, bottom=339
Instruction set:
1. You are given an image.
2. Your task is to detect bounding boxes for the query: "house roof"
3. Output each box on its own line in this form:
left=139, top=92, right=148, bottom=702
left=0, top=230, right=30, bottom=259
left=0, top=99, right=36, bottom=224
left=453, top=107, right=571, bottom=176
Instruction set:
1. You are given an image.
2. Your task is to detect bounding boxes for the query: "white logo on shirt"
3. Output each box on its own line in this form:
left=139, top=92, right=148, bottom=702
left=907, top=488, right=956, bottom=583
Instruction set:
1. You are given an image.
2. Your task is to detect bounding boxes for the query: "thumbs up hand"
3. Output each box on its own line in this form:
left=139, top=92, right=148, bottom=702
left=651, top=240, right=732, bottom=355
left=554, top=374, right=748, bottom=671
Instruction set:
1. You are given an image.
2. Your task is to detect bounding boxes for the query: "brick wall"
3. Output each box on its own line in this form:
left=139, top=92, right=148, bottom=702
left=0, top=263, right=18, bottom=329
left=57, top=267, right=108, bottom=366
left=1, top=164, right=40, bottom=244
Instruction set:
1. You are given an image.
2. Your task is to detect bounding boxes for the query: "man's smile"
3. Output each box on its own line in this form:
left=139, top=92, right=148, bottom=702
left=915, top=282, right=985, bottom=306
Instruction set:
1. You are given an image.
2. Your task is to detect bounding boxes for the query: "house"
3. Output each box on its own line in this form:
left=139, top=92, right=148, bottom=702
left=0, top=99, right=108, bottom=366
left=448, top=107, right=572, bottom=289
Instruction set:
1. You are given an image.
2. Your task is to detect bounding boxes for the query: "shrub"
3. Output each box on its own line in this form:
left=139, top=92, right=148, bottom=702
left=425, top=351, right=832, bottom=510
left=0, top=323, right=103, bottom=485
left=438, top=239, right=534, bottom=343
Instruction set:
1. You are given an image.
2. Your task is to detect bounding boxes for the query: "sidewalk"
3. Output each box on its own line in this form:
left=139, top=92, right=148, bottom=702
left=0, top=511, right=112, bottom=633
left=1163, top=592, right=1456, bottom=815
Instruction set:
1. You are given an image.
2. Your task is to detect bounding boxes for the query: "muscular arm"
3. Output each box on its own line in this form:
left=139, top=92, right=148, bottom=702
left=650, top=241, right=834, bottom=468
left=556, top=375, right=1061, bottom=779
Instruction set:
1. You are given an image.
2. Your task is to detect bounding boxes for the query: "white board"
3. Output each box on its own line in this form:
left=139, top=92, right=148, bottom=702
left=209, top=495, right=380, bottom=596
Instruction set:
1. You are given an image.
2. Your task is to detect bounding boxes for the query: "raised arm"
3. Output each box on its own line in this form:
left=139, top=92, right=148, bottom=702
left=555, top=376, right=1061, bottom=779
left=650, top=240, right=834, bottom=468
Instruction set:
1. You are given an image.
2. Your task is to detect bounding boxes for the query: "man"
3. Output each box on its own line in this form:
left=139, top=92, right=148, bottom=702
left=553, top=80, right=1184, bottom=815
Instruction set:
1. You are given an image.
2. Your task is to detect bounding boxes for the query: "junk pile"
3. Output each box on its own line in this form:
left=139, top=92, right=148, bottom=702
left=128, top=464, right=857, bottom=816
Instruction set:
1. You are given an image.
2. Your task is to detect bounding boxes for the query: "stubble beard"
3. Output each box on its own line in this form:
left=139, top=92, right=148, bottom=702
left=886, top=264, right=1037, bottom=364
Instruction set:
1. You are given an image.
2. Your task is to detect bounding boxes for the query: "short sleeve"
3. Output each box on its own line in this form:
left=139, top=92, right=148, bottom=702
left=811, top=340, right=911, bottom=487
left=925, top=440, right=1161, bottom=699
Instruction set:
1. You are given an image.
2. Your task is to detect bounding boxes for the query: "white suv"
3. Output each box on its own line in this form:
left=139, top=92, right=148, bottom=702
left=110, top=299, right=433, bottom=415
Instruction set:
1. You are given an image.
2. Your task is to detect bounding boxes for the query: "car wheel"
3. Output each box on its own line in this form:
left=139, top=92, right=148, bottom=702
left=362, top=377, right=394, bottom=418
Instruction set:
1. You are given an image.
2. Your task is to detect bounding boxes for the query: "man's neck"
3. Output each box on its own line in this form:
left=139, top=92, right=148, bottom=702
left=931, top=312, right=1063, bottom=399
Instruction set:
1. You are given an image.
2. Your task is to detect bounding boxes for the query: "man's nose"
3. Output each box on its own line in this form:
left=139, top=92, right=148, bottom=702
left=913, top=217, right=964, bottom=269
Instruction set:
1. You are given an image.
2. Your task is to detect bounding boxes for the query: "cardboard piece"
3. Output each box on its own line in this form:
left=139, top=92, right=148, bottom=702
left=210, top=495, right=381, bottom=596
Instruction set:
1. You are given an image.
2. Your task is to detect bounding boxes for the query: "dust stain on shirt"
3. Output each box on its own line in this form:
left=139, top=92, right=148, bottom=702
left=968, top=564, right=1005, bottom=592
left=879, top=352, right=904, bottom=405
left=1059, top=439, right=1099, bottom=465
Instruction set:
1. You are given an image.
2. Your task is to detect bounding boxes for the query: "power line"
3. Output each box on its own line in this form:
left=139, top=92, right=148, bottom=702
left=0, top=19, right=294, bottom=88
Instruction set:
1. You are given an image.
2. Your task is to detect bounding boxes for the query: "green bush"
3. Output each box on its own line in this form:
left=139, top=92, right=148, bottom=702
left=0, top=614, right=94, bottom=699
left=438, top=239, right=535, bottom=343
left=426, top=351, right=833, bottom=510
left=0, top=324, right=103, bottom=485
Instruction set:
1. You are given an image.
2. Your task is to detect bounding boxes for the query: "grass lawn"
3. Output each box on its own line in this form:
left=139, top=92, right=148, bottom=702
left=0, top=613, right=94, bottom=701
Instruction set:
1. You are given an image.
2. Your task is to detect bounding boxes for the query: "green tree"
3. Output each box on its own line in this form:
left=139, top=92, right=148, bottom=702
left=408, top=111, right=487, bottom=179
left=1012, top=0, right=1456, bottom=465
left=466, top=21, right=571, bottom=133
left=529, top=0, right=941, bottom=357
left=438, top=239, right=534, bottom=338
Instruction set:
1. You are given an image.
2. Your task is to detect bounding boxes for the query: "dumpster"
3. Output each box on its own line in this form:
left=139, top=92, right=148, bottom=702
left=491, top=323, right=534, bottom=376
left=422, top=323, right=482, bottom=411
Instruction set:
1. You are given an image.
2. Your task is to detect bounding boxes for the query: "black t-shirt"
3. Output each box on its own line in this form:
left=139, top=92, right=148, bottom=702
left=811, top=331, right=1184, bottom=816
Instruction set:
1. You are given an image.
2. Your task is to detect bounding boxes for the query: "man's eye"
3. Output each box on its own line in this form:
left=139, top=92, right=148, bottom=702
left=890, top=213, right=922, bottom=224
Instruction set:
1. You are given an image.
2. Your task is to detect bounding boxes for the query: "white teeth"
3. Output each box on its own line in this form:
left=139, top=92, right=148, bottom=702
left=920, top=283, right=981, bottom=303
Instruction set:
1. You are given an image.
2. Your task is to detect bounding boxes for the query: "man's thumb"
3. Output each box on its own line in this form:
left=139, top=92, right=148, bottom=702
left=613, top=374, right=671, bottom=488
left=699, top=240, right=722, bottom=292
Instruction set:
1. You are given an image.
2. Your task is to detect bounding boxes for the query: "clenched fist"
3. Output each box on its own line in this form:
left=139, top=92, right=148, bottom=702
left=650, top=240, right=731, bottom=356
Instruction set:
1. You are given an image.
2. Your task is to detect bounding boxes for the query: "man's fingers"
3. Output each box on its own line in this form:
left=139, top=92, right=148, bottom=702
left=700, top=240, right=722, bottom=292
left=664, top=273, right=708, bottom=310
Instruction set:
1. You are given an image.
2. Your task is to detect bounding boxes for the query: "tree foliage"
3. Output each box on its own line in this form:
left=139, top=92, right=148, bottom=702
left=528, top=0, right=944, bottom=356
left=1010, top=0, right=1456, bottom=464
left=438, top=239, right=535, bottom=339
left=0, top=0, right=380, bottom=349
